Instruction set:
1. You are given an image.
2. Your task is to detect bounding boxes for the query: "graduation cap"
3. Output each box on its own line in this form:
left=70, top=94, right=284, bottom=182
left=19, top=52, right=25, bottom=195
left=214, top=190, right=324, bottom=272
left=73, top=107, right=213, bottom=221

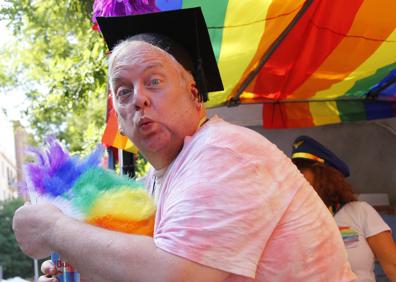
left=96, top=7, right=224, bottom=102
left=291, top=135, right=350, bottom=177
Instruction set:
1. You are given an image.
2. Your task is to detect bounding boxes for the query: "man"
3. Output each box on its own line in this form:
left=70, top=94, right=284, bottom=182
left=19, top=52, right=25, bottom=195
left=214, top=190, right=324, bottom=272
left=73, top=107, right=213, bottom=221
left=13, top=8, right=356, bottom=281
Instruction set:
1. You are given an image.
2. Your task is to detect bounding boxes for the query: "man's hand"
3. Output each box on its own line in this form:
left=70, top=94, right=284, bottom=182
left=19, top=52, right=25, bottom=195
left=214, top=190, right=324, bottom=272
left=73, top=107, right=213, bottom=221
left=12, top=203, right=63, bottom=259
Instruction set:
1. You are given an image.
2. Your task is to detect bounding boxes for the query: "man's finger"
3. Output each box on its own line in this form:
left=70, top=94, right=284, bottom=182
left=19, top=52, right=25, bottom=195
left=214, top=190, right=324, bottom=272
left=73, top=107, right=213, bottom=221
left=41, top=260, right=57, bottom=275
left=38, top=274, right=58, bottom=282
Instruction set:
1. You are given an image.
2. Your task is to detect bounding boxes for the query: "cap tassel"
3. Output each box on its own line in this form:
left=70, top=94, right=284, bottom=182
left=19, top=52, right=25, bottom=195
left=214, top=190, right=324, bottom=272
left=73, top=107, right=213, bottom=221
left=196, top=59, right=208, bottom=102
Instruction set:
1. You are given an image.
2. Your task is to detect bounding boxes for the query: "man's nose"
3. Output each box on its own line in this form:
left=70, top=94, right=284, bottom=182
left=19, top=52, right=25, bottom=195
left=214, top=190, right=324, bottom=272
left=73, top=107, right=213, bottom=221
left=133, top=85, right=150, bottom=111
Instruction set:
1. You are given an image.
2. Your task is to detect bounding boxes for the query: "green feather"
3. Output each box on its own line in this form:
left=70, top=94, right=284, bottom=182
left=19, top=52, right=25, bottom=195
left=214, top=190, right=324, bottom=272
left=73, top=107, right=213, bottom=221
left=71, top=168, right=143, bottom=214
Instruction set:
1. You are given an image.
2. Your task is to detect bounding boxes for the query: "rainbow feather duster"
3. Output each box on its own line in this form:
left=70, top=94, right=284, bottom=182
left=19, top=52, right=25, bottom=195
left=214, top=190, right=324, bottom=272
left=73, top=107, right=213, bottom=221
left=23, top=138, right=155, bottom=236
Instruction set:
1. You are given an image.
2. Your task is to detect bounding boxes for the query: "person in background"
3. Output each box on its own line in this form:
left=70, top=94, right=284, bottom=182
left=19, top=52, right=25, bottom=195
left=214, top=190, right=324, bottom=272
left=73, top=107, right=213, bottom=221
left=292, top=135, right=396, bottom=282
left=12, top=9, right=356, bottom=282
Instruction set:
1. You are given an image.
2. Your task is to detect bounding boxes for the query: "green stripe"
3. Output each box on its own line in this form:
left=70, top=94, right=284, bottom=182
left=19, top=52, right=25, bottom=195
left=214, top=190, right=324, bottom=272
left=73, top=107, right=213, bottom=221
left=336, top=100, right=366, bottom=122
left=344, top=62, right=396, bottom=98
left=337, top=61, right=396, bottom=122
left=183, top=0, right=229, bottom=62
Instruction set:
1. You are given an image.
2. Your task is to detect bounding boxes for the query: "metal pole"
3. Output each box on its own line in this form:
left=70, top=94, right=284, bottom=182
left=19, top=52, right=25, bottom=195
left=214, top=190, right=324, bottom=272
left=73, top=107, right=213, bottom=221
left=34, top=259, right=39, bottom=281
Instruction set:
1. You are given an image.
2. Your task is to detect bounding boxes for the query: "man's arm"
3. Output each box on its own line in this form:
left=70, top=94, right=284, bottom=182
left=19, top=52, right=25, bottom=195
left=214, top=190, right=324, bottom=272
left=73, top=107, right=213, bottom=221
left=13, top=203, right=228, bottom=282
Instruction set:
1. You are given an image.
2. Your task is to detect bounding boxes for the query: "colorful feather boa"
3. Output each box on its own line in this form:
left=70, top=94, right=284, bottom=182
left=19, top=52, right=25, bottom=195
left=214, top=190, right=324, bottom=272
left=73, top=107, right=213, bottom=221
left=23, top=138, right=155, bottom=236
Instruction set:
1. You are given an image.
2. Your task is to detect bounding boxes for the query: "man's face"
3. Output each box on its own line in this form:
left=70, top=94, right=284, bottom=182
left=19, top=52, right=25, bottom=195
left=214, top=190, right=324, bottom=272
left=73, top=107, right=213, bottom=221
left=111, top=42, right=201, bottom=165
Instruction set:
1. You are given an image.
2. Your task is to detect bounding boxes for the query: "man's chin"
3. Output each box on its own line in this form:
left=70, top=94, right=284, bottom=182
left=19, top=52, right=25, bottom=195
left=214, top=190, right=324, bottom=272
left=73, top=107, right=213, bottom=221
left=140, top=141, right=169, bottom=154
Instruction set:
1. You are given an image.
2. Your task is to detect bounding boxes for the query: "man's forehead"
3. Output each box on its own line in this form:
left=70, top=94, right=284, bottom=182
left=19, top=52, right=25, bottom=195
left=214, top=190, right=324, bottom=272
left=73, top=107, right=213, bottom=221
left=112, top=59, right=173, bottom=86
left=121, top=41, right=174, bottom=62
left=115, top=61, right=166, bottom=74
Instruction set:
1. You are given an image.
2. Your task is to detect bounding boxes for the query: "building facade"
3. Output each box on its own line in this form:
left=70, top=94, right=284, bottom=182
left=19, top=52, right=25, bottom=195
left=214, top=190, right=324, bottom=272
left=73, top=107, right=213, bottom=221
left=0, top=112, right=19, bottom=201
left=0, top=150, right=17, bottom=200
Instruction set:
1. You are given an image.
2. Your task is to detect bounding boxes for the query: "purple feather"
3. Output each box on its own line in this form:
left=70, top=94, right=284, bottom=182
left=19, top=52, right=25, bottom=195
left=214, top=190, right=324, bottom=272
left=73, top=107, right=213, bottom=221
left=46, top=138, right=69, bottom=175
left=23, top=139, right=104, bottom=197
left=25, top=161, right=46, bottom=194
left=92, top=0, right=160, bottom=25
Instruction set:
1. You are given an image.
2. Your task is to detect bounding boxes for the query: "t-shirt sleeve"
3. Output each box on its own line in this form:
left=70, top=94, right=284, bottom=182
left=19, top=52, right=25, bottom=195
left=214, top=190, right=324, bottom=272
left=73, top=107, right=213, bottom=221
left=153, top=145, right=294, bottom=278
left=359, top=201, right=391, bottom=238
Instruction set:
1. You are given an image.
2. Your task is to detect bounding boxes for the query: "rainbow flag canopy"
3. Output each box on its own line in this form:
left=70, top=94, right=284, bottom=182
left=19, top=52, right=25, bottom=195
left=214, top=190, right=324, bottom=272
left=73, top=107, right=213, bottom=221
left=98, top=0, right=396, bottom=150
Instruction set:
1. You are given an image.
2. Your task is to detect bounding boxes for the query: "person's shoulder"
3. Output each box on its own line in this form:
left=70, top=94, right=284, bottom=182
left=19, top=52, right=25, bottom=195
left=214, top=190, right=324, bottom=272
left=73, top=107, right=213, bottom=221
left=342, top=201, right=374, bottom=212
left=341, top=201, right=386, bottom=224
left=201, top=116, right=272, bottom=147
left=203, top=116, right=247, bottom=132
left=187, top=116, right=288, bottom=166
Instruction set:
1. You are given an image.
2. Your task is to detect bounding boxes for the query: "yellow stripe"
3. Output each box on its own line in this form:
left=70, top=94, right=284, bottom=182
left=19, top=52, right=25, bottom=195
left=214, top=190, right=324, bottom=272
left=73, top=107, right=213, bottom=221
left=112, top=133, right=127, bottom=148
left=292, top=152, right=324, bottom=163
left=310, top=101, right=341, bottom=126
left=209, top=0, right=272, bottom=107
left=111, top=132, right=138, bottom=154
left=239, top=0, right=306, bottom=102
left=124, top=138, right=138, bottom=154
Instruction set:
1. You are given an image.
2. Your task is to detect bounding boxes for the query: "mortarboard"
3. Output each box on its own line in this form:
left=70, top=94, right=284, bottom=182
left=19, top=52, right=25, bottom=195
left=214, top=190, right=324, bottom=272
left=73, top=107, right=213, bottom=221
left=96, top=7, right=224, bottom=102
left=291, top=135, right=350, bottom=177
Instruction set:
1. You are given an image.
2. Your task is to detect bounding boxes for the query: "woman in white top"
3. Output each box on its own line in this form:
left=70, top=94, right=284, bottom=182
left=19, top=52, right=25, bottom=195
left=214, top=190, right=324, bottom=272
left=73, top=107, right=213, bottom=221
left=291, top=135, right=396, bottom=282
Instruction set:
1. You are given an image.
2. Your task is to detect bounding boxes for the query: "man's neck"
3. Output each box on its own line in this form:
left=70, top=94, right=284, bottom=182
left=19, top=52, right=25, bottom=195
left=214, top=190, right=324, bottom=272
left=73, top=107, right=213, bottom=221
left=147, top=114, right=208, bottom=170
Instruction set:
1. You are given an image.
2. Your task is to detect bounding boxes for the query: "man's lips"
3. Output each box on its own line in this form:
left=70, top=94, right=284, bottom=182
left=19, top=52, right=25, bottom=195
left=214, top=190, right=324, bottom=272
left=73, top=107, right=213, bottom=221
left=138, top=117, right=154, bottom=130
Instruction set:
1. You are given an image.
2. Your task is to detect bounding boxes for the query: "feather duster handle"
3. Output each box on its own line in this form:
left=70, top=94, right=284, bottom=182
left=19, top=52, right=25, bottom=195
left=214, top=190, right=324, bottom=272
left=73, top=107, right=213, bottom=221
left=22, top=139, right=155, bottom=236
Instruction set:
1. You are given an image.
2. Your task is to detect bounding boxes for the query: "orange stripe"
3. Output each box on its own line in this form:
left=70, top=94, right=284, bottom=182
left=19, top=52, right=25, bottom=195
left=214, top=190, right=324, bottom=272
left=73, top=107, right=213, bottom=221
left=291, top=0, right=396, bottom=100
left=262, top=102, right=314, bottom=128
left=101, top=109, right=119, bottom=146
left=87, top=215, right=155, bottom=236
left=283, top=103, right=314, bottom=127
left=102, top=107, right=137, bottom=152
left=232, top=0, right=305, bottom=101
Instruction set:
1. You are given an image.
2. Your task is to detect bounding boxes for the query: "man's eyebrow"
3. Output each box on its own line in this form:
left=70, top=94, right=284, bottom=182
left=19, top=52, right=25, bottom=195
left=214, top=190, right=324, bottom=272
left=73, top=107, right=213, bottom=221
left=113, top=76, right=130, bottom=89
left=143, top=62, right=165, bottom=71
left=112, top=62, right=166, bottom=86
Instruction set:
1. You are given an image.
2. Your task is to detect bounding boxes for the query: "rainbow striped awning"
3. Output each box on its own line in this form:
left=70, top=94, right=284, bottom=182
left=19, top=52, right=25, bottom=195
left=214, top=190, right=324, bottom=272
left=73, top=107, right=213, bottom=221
left=98, top=0, right=396, bottom=150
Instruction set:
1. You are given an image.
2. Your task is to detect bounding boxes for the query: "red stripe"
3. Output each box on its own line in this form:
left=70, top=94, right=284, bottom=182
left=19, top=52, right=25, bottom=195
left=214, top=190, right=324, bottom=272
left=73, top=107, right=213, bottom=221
left=263, top=102, right=314, bottom=128
left=263, top=104, right=285, bottom=128
left=252, top=0, right=364, bottom=100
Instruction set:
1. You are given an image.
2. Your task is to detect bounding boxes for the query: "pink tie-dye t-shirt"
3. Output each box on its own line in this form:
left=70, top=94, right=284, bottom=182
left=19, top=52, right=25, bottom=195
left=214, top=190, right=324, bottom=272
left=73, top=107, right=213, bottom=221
left=146, top=116, right=356, bottom=281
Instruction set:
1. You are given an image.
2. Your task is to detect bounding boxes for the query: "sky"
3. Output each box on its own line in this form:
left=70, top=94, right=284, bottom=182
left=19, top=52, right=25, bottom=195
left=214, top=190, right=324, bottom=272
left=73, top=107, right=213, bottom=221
left=0, top=6, right=23, bottom=163
left=0, top=18, right=27, bottom=123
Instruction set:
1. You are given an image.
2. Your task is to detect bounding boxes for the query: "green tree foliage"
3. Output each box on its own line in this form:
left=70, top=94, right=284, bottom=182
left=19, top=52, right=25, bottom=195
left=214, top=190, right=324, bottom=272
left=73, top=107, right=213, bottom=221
left=0, top=0, right=107, bottom=154
left=0, top=0, right=150, bottom=172
left=0, top=198, right=33, bottom=279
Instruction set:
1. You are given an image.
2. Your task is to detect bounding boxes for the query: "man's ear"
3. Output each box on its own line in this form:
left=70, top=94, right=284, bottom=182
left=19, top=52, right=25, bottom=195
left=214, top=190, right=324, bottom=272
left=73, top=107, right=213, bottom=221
left=190, top=84, right=200, bottom=101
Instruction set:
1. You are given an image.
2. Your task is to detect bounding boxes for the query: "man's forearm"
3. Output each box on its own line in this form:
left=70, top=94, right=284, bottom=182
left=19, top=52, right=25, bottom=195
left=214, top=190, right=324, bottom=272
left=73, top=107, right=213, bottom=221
left=49, top=215, right=228, bottom=282
left=50, top=216, right=165, bottom=282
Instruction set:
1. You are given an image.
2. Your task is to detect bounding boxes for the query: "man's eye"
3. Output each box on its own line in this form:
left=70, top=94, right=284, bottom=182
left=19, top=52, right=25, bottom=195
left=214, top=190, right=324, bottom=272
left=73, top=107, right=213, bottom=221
left=117, top=88, right=133, bottom=97
left=148, top=78, right=161, bottom=86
